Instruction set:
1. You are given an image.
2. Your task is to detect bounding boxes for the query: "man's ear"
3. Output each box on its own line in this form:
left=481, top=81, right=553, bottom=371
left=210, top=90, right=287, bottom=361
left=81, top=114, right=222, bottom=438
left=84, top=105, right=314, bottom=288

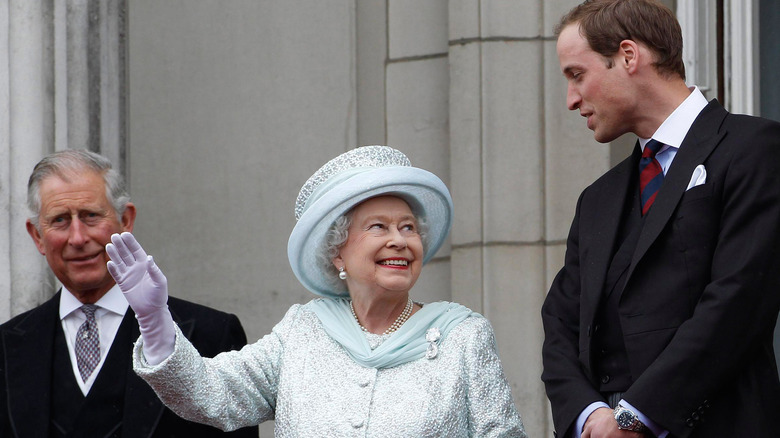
left=121, top=202, right=137, bottom=232
left=26, top=219, right=46, bottom=255
left=619, top=39, right=640, bottom=73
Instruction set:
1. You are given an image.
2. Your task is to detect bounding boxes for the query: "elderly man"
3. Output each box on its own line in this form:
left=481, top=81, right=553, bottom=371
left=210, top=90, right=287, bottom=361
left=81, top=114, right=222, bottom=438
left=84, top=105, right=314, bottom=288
left=0, top=149, right=258, bottom=437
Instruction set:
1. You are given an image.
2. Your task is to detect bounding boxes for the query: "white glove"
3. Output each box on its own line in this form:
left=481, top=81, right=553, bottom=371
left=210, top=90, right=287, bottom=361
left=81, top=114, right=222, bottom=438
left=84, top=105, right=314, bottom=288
left=106, top=232, right=175, bottom=365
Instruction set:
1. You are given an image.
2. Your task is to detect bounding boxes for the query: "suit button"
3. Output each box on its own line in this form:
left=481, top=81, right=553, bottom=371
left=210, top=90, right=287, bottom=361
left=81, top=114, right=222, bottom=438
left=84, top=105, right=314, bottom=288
left=601, top=375, right=610, bottom=384
left=686, top=418, right=695, bottom=427
left=691, top=412, right=700, bottom=421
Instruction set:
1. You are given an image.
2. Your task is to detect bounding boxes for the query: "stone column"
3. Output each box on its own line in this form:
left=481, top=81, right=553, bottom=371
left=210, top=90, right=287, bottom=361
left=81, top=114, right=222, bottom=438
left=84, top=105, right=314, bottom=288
left=448, top=1, right=610, bottom=436
left=58, top=0, right=126, bottom=169
left=1, top=0, right=126, bottom=320
left=385, top=0, right=452, bottom=304
left=1, top=0, right=56, bottom=321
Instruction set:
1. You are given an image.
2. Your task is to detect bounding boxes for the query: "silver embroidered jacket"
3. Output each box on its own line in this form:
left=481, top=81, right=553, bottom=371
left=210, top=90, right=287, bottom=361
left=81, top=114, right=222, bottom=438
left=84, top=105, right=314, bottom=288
left=133, top=301, right=527, bottom=437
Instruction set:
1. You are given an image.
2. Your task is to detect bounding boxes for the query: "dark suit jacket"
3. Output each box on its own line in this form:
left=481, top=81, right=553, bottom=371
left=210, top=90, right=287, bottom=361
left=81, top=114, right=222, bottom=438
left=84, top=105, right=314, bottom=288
left=542, top=100, right=780, bottom=438
left=0, top=291, right=259, bottom=437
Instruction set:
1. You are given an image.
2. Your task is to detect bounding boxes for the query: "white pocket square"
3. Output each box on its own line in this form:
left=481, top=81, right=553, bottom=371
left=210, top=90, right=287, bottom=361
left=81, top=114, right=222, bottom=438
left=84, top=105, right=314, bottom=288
left=686, top=164, right=706, bottom=190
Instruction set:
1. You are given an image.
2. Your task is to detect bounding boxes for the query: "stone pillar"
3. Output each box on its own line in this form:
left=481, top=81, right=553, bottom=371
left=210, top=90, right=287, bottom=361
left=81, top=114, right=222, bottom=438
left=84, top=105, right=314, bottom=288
left=58, top=0, right=126, bottom=169
left=356, top=0, right=387, bottom=148
left=1, top=0, right=127, bottom=321
left=448, top=1, right=610, bottom=436
left=2, top=0, right=56, bottom=321
left=385, top=0, right=452, bottom=304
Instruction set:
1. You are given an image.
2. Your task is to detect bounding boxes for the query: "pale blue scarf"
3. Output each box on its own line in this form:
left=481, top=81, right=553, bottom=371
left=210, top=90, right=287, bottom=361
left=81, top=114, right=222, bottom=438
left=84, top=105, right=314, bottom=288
left=308, top=298, right=474, bottom=369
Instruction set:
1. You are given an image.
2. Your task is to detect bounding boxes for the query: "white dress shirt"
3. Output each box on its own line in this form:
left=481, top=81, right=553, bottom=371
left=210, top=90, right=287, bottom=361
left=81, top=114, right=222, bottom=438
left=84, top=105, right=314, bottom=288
left=60, top=285, right=129, bottom=395
left=638, top=86, right=709, bottom=175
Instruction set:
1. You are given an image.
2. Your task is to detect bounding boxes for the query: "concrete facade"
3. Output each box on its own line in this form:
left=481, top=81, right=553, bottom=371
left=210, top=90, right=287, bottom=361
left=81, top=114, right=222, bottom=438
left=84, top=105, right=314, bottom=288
left=2, top=1, right=775, bottom=437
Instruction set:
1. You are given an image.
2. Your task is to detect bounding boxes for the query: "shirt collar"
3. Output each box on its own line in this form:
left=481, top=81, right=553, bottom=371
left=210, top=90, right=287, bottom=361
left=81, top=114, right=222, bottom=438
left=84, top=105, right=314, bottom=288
left=59, top=284, right=129, bottom=320
left=639, top=86, right=709, bottom=151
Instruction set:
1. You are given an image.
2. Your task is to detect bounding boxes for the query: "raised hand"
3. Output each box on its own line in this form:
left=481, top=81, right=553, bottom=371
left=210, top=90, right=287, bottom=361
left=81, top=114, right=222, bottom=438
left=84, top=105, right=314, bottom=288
left=107, top=232, right=168, bottom=317
left=106, top=232, right=175, bottom=365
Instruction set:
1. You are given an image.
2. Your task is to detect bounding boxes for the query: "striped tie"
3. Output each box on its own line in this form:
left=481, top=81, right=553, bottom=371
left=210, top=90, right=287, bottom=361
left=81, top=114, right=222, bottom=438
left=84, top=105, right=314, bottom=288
left=639, top=139, right=664, bottom=215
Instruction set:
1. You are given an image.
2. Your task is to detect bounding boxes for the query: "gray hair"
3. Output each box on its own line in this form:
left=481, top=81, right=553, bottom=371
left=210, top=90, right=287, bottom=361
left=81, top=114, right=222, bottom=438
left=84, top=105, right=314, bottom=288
left=27, top=149, right=130, bottom=228
left=316, top=206, right=429, bottom=292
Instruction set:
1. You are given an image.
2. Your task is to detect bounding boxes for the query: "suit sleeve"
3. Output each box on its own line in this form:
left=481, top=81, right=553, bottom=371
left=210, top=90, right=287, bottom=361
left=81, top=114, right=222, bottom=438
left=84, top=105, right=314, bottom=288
left=624, top=120, right=780, bottom=436
left=217, top=313, right=249, bottom=354
left=541, top=190, right=606, bottom=436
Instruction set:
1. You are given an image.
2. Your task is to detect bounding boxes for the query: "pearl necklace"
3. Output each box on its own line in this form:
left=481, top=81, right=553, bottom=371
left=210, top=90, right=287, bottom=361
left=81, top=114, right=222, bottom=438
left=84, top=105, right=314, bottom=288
left=350, top=298, right=413, bottom=335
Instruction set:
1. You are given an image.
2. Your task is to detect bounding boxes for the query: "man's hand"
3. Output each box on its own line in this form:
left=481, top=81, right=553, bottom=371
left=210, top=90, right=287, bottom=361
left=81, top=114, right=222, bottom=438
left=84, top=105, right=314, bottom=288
left=582, top=408, right=645, bottom=438
left=107, top=232, right=168, bottom=317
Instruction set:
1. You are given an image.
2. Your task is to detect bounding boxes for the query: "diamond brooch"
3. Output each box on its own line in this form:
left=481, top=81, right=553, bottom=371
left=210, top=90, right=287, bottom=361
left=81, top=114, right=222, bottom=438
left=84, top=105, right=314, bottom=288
left=425, top=327, right=441, bottom=359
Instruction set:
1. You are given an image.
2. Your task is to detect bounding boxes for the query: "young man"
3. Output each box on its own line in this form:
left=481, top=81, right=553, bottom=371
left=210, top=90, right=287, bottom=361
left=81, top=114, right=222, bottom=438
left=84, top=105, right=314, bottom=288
left=542, top=1, right=780, bottom=437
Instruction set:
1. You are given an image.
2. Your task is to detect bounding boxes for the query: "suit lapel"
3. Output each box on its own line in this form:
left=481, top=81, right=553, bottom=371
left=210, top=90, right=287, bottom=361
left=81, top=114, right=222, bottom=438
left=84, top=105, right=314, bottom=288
left=581, top=148, right=640, bottom=312
left=2, top=293, right=60, bottom=437
left=626, top=100, right=728, bottom=284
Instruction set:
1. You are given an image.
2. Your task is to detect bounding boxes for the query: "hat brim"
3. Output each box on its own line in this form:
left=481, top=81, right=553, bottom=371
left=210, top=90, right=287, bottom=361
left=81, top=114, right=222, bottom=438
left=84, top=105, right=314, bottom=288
left=287, top=166, right=453, bottom=298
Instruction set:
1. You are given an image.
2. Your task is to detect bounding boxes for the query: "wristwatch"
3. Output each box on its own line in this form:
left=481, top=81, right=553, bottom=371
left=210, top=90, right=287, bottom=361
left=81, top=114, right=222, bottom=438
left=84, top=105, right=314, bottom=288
left=614, top=404, right=647, bottom=432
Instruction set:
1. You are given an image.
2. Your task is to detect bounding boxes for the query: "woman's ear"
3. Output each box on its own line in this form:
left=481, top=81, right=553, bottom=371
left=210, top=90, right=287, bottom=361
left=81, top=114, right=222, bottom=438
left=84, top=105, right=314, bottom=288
left=332, top=255, right=343, bottom=270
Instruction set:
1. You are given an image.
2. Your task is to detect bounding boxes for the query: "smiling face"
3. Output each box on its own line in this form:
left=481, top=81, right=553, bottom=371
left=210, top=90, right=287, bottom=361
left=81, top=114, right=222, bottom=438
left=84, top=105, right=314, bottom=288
left=557, top=23, right=638, bottom=143
left=26, top=170, right=135, bottom=303
left=333, top=196, right=424, bottom=299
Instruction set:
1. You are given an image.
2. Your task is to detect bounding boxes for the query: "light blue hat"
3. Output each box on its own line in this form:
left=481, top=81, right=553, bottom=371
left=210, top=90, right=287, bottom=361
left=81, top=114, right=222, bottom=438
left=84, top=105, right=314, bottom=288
left=287, top=146, right=453, bottom=298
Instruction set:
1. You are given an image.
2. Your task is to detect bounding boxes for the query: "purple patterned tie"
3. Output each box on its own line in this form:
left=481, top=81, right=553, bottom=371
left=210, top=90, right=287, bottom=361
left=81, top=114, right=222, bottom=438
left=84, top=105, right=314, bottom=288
left=75, top=304, right=100, bottom=381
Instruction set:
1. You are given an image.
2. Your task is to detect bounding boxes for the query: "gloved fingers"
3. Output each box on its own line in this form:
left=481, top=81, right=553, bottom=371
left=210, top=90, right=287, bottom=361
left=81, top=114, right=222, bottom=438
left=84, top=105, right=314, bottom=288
left=105, top=242, right=124, bottom=271
left=109, top=233, right=135, bottom=266
left=120, top=231, right=148, bottom=263
left=147, top=256, right=168, bottom=287
left=106, top=260, right=120, bottom=282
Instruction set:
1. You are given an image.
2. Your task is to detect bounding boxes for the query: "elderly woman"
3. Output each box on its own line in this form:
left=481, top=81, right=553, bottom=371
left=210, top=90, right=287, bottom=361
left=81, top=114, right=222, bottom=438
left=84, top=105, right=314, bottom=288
left=106, top=146, right=526, bottom=437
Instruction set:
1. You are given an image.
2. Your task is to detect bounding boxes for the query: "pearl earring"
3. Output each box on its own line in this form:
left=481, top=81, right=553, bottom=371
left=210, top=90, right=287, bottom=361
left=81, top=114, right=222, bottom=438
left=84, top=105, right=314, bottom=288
left=338, top=267, right=347, bottom=280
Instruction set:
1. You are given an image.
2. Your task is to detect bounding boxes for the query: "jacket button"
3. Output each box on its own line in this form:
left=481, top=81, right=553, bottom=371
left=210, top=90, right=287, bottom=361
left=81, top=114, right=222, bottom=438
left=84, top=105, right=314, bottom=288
left=686, top=418, right=695, bottom=427
left=601, top=375, right=610, bottom=384
left=691, top=412, right=700, bottom=421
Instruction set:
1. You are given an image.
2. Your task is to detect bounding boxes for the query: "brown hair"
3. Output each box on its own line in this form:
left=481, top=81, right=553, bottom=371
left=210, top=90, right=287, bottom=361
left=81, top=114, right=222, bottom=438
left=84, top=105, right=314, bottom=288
left=555, top=0, right=685, bottom=80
